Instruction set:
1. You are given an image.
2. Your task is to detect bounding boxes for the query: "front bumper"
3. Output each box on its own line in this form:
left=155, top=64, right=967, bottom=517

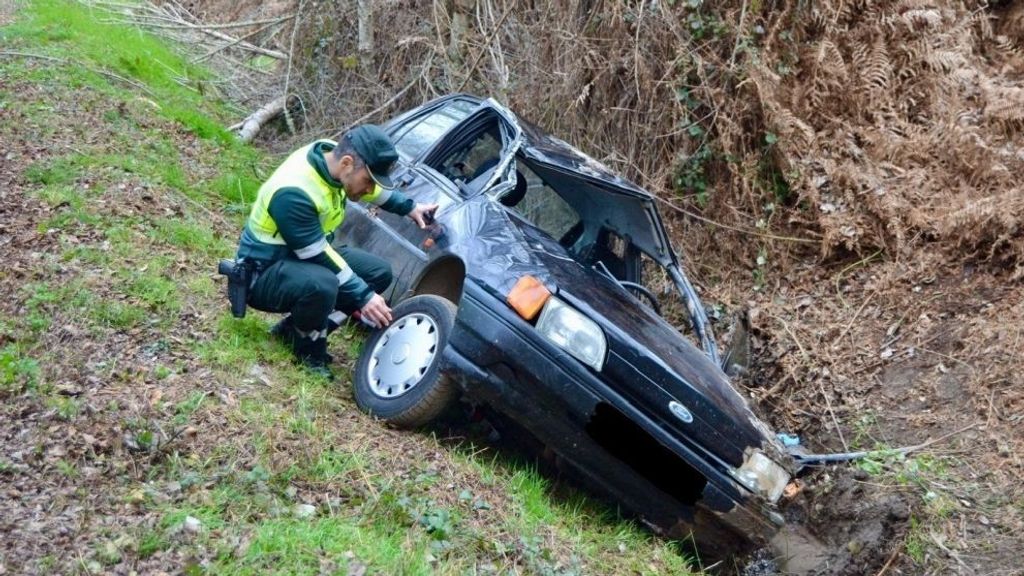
left=440, top=281, right=783, bottom=549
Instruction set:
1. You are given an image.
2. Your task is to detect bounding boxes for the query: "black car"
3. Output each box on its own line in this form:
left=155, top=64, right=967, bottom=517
left=335, top=95, right=794, bottom=554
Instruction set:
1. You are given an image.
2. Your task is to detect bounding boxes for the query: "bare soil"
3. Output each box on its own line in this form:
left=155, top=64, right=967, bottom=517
left=731, top=251, right=1024, bottom=574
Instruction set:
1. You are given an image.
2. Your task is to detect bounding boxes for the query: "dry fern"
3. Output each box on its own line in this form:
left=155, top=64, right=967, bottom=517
left=983, top=85, right=1024, bottom=122
left=900, top=8, right=943, bottom=31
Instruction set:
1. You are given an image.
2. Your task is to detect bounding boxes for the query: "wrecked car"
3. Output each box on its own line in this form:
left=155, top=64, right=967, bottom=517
left=336, top=94, right=794, bottom=553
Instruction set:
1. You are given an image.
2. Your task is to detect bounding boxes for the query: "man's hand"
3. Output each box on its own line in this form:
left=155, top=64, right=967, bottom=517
left=360, top=293, right=393, bottom=328
left=408, top=203, right=439, bottom=229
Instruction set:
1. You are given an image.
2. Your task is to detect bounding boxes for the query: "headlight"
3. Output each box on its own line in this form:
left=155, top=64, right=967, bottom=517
left=730, top=450, right=790, bottom=503
left=535, top=296, right=607, bottom=371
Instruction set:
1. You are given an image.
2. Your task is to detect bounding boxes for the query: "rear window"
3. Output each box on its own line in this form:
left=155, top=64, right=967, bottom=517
left=391, top=100, right=478, bottom=161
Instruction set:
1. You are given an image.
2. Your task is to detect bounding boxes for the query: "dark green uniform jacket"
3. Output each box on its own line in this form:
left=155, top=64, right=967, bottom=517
left=236, top=140, right=413, bottom=307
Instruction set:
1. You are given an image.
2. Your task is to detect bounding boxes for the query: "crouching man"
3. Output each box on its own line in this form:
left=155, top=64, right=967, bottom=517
left=233, top=125, right=436, bottom=376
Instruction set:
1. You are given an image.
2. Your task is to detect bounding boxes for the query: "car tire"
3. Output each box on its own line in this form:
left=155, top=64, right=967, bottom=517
left=352, top=294, right=459, bottom=428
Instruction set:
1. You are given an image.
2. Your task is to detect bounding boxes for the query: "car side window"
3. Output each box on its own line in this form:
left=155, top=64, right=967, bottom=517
left=391, top=100, right=478, bottom=162
left=435, top=125, right=504, bottom=186
left=422, top=108, right=516, bottom=197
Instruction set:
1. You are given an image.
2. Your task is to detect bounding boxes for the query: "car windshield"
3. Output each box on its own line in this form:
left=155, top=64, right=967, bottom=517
left=390, top=99, right=478, bottom=162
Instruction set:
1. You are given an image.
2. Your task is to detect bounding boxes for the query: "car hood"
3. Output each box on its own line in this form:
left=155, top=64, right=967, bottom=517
left=441, top=198, right=782, bottom=466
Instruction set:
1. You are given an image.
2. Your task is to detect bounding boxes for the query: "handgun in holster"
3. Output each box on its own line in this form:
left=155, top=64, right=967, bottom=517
left=217, top=258, right=254, bottom=318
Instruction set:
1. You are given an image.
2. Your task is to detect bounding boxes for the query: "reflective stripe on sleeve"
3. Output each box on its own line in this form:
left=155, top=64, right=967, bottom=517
left=324, top=245, right=347, bottom=270
left=336, top=266, right=354, bottom=285
left=294, top=237, right=327, bottom=259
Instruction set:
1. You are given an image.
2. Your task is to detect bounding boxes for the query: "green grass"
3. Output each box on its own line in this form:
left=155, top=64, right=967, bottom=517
left=6, top=0, right=233, bottom=141
left=0, top=343, right=41, bottom=394
left=228, top=517, right=431, bottom=575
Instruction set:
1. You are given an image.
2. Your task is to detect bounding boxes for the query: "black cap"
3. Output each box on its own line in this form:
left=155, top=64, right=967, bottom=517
left=345, top=125, right=399, bottom=189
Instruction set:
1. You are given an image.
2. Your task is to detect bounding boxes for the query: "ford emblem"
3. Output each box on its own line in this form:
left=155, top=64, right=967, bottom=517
left=669, top=401, right=693, bottom=423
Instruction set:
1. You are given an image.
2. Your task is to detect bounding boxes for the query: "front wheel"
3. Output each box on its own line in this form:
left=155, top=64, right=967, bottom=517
left=352, top=295, right=459, bottom=428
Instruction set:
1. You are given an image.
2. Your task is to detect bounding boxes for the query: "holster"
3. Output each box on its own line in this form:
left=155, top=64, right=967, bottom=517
left=217, top=258, right=255, bottom=318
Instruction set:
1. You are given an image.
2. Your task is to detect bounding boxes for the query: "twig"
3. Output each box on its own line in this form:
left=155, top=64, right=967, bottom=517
left=192, top=18, right=290, bottom=63
left=281, top=0, right=307, bottom=135
left=330, top=54, right=434, bottom=140
left=831, top=290, right=876, bottom=347
left=653, top=195, right=820, bottom=244
left=777, top=313, right=850, bottom=451
left=915, top=346, right=976, bottom=375
left=728, top=0, right=749, bottom=69
left=455, top=5, right=515, bottom=92
left=928, top=530, right=970, bottom=571
left=777, top=317, right=810, bottom=363
left=0, top=51, right=155, bottom=96
left=819, top=379, right=849, bottom=451
left=633, top=0, right=646, bottom=104
left=874, top=544, right=901, bottom=576
left=834, top=249, right=883, bottom=308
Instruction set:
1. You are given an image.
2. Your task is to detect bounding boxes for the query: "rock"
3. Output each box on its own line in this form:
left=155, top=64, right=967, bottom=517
left=183, top=516, right=202, bottom=533
left=294, top=503, right=316, bottom=519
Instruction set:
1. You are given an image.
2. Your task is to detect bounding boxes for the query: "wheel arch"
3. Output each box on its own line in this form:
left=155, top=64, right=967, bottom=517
left=409, top=255, right=466, bottom=305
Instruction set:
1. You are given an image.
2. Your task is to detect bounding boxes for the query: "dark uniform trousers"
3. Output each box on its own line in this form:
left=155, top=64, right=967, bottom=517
left=247, top=246, right=392, bottom=331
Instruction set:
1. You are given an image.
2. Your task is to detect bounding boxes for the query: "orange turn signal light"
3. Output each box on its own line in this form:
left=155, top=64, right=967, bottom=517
left=507, top=275, right=551, bottom=321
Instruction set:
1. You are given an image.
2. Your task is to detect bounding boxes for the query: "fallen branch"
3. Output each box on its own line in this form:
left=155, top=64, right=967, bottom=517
left=159, top=20, right=287, bottom=60
left=97, top=0, right=288, bottom=60
left=234, top=95, right=289, bottom=143
left=191, top=17, right=292, bottom=63
left=125, top=14, right=294, bottom=31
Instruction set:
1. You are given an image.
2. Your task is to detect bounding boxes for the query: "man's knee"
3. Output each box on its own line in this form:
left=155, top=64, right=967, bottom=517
left=290, top=268, right=337, bottom=329
left=366, top=264, right=393, bottom=295
left=302, top=271, right=338, bottom=305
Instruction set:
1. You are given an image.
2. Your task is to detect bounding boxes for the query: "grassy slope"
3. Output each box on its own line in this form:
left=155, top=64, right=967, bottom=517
left=0, top=1, right=698, bottom=574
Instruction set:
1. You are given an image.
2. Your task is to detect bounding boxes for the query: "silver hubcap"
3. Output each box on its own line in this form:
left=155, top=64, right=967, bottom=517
left=367, top=312, right=439, bottom=399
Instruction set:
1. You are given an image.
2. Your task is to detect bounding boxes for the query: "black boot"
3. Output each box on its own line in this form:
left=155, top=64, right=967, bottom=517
left=291, top=333, right=334, bottom=379
left=270, top=315, right=296, bottom=344
left=273, top=316, right=334, bottom=365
